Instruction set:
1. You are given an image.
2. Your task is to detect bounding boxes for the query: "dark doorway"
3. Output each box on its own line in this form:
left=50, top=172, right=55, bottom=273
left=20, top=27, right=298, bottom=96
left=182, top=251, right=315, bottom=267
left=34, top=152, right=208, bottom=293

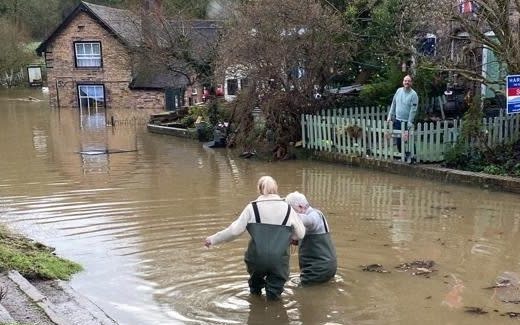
left=165, top=88, right=183, bottom=111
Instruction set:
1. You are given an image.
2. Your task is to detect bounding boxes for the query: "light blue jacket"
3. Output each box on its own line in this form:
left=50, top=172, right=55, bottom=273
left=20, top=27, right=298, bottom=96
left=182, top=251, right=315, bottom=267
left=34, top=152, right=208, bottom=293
left=387, top=87, right=418, bottom=127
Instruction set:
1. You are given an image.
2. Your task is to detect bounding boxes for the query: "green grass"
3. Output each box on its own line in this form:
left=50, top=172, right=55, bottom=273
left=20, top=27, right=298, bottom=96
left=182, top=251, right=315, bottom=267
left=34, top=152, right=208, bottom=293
left=0, top=226, right=82, bottom=280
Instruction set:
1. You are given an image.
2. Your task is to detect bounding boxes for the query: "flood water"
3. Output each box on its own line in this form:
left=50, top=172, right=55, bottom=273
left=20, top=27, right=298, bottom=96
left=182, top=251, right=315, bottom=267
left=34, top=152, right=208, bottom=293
left=2, top=89, right=520, bottom=324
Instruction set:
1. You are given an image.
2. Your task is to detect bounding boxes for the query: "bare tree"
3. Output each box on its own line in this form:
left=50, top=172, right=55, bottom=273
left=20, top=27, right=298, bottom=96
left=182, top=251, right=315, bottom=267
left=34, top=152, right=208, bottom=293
left=216, top=0, right=355, bottom=157
left=0, top=18, right=34, bottom=87
left=347, top=0, right=518, bottom=101
left=120, top=1, right=221, bottom=91
left=431, top=0, right=520, bottom=93
left=459, top=1, right=518, bottom=81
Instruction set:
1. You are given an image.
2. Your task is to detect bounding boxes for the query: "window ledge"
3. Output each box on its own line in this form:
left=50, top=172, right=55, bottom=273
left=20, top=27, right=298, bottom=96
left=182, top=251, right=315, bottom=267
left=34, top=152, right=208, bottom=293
left=74, top=67, right=104, bottom=71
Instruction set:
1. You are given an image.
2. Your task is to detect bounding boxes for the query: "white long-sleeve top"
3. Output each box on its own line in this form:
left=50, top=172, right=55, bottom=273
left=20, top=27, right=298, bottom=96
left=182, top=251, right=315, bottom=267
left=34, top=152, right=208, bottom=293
left=207, top=194, right=306, bottom=246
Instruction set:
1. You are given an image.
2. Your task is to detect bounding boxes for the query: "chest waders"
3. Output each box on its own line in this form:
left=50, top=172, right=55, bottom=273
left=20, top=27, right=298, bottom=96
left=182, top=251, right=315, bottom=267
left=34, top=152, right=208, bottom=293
left=299, top=211, right=337, bottom=285
left=244, top=201, right=292, bottom=300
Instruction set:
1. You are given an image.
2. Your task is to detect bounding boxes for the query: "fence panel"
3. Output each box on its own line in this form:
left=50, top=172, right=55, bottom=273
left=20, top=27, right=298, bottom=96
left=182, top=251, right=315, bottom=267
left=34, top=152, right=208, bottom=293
left=302, top=107, right=520, bottom=163
left=415, top=123, right=422, bottom=163
left=409, top=127, right=416, bottom=161
left=339, top=117, right=346, bottom=154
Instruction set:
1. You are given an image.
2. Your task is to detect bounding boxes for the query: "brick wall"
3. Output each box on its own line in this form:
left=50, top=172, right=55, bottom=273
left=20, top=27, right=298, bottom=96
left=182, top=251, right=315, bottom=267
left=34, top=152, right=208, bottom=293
left=44, top=11, right=164, bottom=112
left=185, top=84, right=204, bottom=105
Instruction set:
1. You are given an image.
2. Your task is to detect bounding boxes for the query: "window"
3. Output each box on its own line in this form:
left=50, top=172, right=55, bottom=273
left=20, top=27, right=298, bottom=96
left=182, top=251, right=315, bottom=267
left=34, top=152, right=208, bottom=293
left=27, top=66, right=42, bottom=85
left=75, top=42, right=102, bottom=68
left=227, top=79, right=239, bottom=96
left=418, top=33, right=436, bottom=56
left=458, top=0, right=478, bottom=14
left=78, top=85, right=105, bottom=112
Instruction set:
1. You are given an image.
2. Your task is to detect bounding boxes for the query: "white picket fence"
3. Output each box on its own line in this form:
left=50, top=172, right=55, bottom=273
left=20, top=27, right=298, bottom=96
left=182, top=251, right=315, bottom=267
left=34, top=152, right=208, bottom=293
left=301, top=107, right=520, bottom=163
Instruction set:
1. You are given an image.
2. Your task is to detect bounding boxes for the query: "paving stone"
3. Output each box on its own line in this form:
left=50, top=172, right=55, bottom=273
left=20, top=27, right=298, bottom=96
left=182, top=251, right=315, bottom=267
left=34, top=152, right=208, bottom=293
left=0, top=271, right=118, bottom=325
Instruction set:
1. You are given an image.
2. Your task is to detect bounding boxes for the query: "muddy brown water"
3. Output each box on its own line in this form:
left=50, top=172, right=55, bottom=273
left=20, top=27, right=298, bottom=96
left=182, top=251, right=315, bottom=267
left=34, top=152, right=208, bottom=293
left=2, top=89, right=520, bottom=324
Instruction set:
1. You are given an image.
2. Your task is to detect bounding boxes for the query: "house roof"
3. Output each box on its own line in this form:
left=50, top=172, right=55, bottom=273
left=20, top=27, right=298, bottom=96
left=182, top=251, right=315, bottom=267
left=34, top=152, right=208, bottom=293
left=37, top=1, right=222, bottom=55
left=36, top=1, right=140, bottom=55
left=130, top=70, right=189, bottom=90
left=83, top=2, right=141, bottom=47
left=36, top=1, right=221, bottom=89
left=166, top=20, right=221, bottom=44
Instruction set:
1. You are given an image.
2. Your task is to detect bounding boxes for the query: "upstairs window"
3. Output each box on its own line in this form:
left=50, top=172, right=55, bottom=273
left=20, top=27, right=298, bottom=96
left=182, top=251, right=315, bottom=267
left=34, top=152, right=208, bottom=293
left=458, top=0, right=477, bottom=14
left=75, top=42, right=102, bottom=68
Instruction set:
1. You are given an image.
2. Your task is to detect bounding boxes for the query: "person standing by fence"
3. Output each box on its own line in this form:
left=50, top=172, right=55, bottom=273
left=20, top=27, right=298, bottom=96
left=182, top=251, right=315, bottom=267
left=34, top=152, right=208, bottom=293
left=387, top=75, right=419, bottom=161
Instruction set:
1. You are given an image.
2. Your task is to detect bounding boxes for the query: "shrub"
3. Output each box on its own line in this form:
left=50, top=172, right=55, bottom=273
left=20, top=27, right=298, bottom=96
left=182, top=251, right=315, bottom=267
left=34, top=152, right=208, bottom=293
left=512, top=163, right=520, bottom=176
left=443, top=142, right=470, bottom=169
left=196, top=122, right=214, bottom=142
left=180, top=115, right=196, bottom=128
left=482, top=164, right=506, bottom=175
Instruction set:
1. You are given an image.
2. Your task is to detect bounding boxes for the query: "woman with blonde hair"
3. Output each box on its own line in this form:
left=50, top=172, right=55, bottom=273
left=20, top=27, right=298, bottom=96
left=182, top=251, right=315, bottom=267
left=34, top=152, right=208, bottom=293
left=205, top=176, right=305, bottom=300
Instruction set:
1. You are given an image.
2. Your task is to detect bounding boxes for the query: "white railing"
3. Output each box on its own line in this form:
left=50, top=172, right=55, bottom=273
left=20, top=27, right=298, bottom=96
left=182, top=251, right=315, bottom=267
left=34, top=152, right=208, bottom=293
left=302, top=107, right=520, bottom=163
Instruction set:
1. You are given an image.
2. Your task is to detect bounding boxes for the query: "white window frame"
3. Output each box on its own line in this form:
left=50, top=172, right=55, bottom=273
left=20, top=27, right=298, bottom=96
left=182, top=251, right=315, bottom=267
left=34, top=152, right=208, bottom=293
left=78, top=84, right=105, bottom=114
left=75, top=42, right=102, bottom=68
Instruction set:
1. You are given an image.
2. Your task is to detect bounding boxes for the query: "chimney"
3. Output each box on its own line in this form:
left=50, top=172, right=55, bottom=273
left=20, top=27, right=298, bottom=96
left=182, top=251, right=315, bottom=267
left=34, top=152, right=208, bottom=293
left=141, top=0, right=163, bottom=48
left=142, top=0, right=162, bottom=14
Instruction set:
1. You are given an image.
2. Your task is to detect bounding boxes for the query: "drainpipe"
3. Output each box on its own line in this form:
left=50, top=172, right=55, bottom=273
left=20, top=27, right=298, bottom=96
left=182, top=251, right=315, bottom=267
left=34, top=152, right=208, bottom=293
left=55, top=79, right=61, bottom=110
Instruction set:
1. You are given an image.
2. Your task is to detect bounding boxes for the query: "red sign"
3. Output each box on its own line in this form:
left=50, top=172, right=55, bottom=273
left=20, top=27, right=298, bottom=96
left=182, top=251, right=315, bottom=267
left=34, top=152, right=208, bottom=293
left=508, top=88, right=520, bottom=96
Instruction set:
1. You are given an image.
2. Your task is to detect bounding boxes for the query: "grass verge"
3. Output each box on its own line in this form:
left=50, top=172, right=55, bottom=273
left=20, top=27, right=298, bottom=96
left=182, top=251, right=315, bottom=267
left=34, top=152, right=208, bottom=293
left=0, top=225, right=82, bottom=280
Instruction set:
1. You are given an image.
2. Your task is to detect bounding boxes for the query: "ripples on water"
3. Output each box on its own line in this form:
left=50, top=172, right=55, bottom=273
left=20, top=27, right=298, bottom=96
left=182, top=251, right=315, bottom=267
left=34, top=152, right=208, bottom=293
left=2, top=90, right=520, bottom=324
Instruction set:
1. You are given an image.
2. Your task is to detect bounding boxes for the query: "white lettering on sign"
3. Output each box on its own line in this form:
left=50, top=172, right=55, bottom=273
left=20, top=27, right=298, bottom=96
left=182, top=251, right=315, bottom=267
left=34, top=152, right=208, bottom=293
left=511, top=78, right=520, bottom=83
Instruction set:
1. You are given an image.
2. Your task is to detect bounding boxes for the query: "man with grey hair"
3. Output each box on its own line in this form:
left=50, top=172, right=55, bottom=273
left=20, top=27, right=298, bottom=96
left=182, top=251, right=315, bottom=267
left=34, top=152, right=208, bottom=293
left=285, top=191, right=337, bottom=285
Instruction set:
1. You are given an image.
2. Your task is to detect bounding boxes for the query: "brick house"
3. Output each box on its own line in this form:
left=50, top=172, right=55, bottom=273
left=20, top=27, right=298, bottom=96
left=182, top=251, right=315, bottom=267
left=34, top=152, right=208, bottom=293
left=36, top=1, right=219, bottom=120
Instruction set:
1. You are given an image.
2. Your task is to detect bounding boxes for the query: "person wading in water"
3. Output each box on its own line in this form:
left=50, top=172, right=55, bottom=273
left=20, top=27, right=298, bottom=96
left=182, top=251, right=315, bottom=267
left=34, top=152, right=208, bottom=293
left=285, top=191, right=337, bottom=285
left=205, top=176, right=305, bottom=300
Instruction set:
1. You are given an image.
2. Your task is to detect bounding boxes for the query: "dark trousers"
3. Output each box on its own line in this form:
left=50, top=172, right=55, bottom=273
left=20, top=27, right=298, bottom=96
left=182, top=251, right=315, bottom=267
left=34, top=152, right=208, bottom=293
left=392, top=120, right=404, bottom=152
left=247, top=268, right=287, bottom=300
left=392, top=120, right=413, bottom=160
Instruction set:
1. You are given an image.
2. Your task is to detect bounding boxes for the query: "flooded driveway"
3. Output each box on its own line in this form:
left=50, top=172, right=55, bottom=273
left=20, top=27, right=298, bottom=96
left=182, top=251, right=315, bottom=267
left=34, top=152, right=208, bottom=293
left=1, top=89, right=520, bottom=324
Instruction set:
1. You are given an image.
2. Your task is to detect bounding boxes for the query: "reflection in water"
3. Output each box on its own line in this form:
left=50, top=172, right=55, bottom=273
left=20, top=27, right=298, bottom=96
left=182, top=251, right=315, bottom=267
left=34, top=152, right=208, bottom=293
left=32, top=128, right=48, bottom=154
left=80, top=154, right=109, bottom=175
left=80, top=112, right=106, bottom=129
left=247, top=299, right=289, bottom=325
left=287, top=281, right=350, bottom=325
left=2, top=89, right=520, bottom=324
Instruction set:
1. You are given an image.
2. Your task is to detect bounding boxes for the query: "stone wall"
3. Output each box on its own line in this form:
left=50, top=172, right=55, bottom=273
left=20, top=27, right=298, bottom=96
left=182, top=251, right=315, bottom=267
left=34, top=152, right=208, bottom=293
left=43, top=11, right=165, bottom=112
left=312, top=151, right=520, bottom=194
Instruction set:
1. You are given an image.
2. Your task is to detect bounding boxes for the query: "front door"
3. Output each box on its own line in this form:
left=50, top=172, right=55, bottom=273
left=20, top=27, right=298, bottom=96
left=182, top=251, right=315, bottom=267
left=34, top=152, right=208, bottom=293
left=165, top=88, right=183, bottom=111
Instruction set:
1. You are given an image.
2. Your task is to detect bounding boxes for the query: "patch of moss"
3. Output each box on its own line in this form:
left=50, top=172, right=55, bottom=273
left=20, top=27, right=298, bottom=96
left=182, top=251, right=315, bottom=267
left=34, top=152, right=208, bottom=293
left=0, top=226, right=82, bottom=280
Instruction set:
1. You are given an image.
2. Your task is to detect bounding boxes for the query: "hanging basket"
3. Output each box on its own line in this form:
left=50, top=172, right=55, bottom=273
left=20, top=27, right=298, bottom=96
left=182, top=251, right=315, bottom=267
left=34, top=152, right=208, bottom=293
left=346, top=125, right=362, bottom=139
